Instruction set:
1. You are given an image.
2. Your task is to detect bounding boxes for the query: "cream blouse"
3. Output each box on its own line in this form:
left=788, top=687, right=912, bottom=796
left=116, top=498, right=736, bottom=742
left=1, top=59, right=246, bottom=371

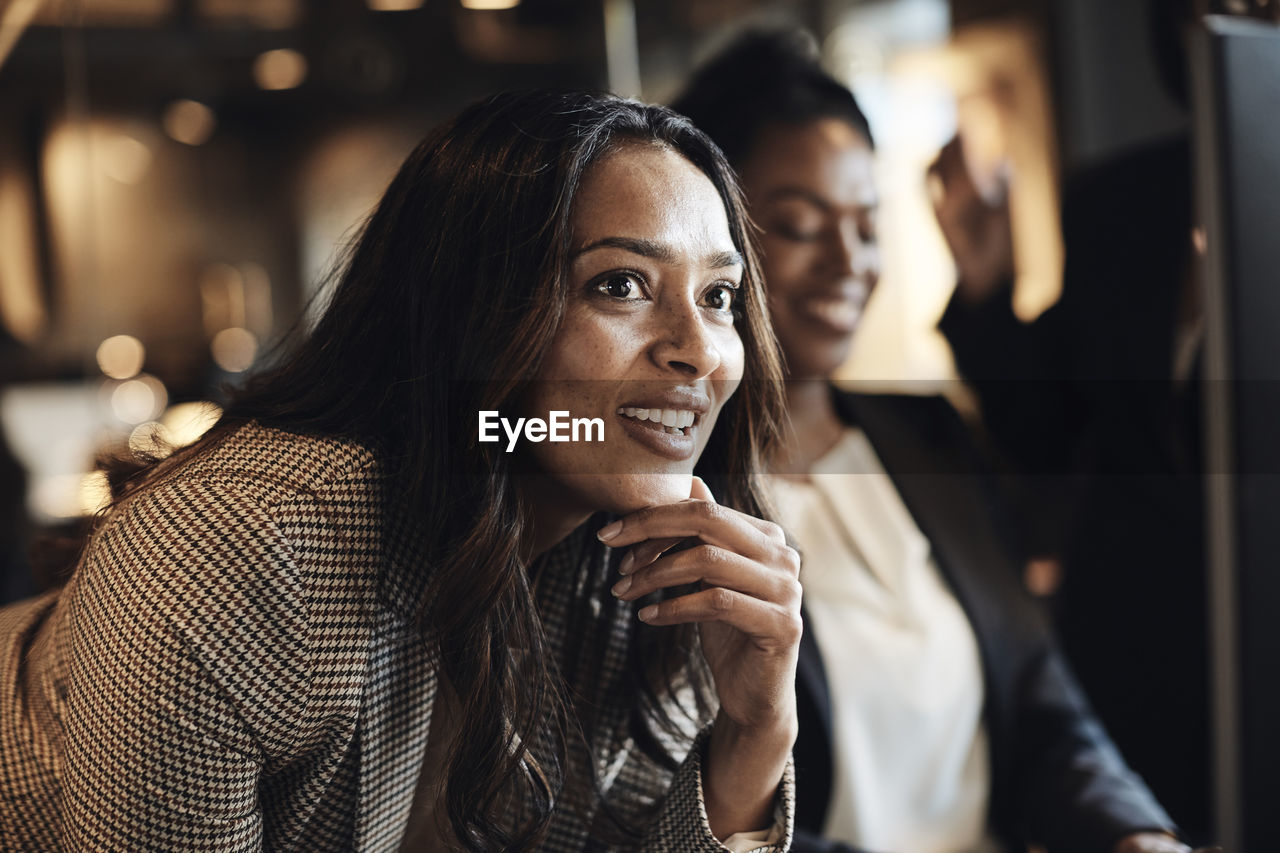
left=771, top=428, right=1001, bottom=853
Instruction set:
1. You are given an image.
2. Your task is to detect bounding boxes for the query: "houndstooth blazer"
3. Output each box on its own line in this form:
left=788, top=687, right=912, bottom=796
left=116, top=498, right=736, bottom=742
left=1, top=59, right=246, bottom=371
left=0, top=422, right=795, bottom=851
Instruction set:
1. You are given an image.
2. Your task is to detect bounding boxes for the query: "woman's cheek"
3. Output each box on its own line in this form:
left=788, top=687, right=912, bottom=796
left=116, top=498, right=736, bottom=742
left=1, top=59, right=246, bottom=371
left=719, top=330, right=746, bottom=382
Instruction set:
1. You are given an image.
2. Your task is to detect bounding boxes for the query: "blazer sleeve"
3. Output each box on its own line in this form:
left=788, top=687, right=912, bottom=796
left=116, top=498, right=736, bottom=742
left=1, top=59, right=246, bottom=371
left=53, top=476, right=316, bottom=851
left=1014, top=641, right=1178, bottom=853
left=642, top=726, right=796, bottom=853
left=937, top=282, right=1085, bottom=483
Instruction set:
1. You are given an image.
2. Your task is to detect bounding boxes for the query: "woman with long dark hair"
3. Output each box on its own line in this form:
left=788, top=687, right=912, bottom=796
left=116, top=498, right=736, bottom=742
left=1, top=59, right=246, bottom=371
left=0, top=90, right=800, bottom=851
left=673, top=30, right=1188, bottom=853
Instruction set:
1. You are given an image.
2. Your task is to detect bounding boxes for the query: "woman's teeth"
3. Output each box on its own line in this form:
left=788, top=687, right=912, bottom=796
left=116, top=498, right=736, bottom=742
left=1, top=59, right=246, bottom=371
left=804, top=297, right=861, bottom=330
left=617, top=407, right=696, bottom=435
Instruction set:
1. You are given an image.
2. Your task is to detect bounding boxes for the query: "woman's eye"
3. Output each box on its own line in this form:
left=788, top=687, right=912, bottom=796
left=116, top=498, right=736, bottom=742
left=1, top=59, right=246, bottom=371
left=772, top=222, right=823, bottom=242
left=704, top=284, right=738, bottom=313
left=594, top=274, right=644, bottom=300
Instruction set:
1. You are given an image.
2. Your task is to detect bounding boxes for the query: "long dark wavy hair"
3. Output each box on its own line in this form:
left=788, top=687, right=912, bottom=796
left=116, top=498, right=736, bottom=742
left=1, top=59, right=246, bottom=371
left=93, top=90, right=785, bottom=849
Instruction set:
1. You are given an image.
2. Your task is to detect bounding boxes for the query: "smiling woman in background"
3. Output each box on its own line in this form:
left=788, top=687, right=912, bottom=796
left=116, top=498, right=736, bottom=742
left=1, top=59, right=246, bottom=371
left=673, top=30, right=1190, bottom=853
left=0, top=90, right=802, bottom=852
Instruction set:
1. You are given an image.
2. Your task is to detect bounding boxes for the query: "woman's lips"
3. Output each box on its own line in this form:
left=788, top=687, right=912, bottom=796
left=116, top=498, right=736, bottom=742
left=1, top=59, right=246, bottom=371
left=615, top=407, right=698, bottom=461
left=795, top=295, right=863, bottom=334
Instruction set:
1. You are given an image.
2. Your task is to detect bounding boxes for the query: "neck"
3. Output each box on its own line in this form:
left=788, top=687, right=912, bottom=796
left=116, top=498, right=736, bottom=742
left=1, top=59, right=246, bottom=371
left=773, top=378, right=845, bottom=477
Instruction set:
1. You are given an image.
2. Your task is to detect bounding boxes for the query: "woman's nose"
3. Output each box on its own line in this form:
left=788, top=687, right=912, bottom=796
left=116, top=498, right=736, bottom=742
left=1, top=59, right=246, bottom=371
left=826, top=220, right=876, bottom=280
left=649, top=298, right=722, bottom=378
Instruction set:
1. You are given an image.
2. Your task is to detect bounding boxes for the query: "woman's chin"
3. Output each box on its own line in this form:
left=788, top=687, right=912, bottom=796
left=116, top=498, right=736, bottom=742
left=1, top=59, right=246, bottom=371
left=565, top=472, right=694, bottom=515
left=612, top=473, right=695, bottom=513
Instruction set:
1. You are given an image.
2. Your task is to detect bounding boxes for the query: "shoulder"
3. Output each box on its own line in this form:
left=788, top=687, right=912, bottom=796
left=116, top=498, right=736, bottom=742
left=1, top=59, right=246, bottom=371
left=181, top=420, right=381, bottom=501
left=90, top=419, right=385, bottom=597
left=67, top=422, right=387, bottom=718
left=90, top=421, right=385, bottom=595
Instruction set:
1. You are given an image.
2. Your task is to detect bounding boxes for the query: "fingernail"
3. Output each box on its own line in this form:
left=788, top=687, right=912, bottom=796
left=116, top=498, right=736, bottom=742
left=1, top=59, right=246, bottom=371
left=611, top=576, right=632, bottom=597
left=597, top=520, right=622, bottom=542
left=618, top=550, right=635, bottom=575
left=637, top=605, right=657, bottom=622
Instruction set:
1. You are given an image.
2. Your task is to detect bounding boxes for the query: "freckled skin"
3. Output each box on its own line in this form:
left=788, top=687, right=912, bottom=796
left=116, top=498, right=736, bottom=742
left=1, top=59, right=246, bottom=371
left=522, top=143, right=745, bottom=515
left=738, top=118, right=879, bottom=381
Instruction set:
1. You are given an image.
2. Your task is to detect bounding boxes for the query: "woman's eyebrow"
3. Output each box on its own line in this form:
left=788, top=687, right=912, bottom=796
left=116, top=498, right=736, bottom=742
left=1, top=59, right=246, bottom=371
left=573, top=236, right=673, bottom=261
left=572, top=236, right=743, bottom=269
left=706, top=249, right=744, bottom=270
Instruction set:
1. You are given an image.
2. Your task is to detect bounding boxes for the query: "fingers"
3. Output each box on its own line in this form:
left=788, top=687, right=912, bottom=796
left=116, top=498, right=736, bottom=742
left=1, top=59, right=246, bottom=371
left=635, top=586, right=803, bottom=649
left=929, top=133, right=1016, bottom=221
left=689, top=476, right=780, bottom=540
left=615, top=477, right=717, bottom=575
left=599, top=481, right=800, bottom=641
left=598, top=498, right=787, bottom=564
left=689, top=475, right=715, bottom=503
left=612, top=543, right=800, bottom=605
left=613, top=476, right=776, bottom=575
left=618, top=535, right=684, bottom=575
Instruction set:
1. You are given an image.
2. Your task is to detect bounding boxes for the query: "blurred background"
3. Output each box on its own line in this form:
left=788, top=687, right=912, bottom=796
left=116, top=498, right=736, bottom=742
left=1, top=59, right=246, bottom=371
left=8, top=2, right=1280, bottom=849
left=0, top=0, right=1189, bottom=601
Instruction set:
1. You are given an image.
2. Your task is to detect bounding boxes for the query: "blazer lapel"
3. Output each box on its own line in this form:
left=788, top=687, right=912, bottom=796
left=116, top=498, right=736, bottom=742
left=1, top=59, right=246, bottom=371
left=793, top=605, right=836, bottom=833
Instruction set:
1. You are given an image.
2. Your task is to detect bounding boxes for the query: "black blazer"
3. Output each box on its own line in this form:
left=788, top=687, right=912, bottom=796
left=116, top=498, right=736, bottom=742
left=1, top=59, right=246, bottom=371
left=791, top=390, right=1174, bottom=853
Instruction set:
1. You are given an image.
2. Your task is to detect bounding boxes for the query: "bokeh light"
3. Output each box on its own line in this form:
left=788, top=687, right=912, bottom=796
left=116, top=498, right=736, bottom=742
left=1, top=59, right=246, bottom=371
left=110, top=374, right=168, bottom=424
left=211, top=326, right=258, bottom=372
left=79, top=470, right=112, bottom=516
left=162, top=99, right=217, bottom=146
left=95, top=334, right=146, bottom=379
left=160, top=401, right=223, bottom=447
left=129, top=421, right=172, bottom=457
left=253, top=48, right=308, bottom=90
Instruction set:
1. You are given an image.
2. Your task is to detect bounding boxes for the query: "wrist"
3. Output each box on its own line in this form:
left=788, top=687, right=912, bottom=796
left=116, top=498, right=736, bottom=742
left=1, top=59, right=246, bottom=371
left=703, top=710, right=795, bottom=841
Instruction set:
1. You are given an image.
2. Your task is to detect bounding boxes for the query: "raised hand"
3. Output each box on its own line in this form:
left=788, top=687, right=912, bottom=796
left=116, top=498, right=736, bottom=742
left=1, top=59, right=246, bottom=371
left=927, top=133, right=1015, bottom=305
left=598, top=477, right=802, bottom=839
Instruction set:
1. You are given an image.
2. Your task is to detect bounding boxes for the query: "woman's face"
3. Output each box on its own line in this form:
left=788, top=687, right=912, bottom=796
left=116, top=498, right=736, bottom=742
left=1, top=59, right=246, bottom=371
left=738, top=118, right=879, bottom=381
left=522, top=142, right=746, bottom=515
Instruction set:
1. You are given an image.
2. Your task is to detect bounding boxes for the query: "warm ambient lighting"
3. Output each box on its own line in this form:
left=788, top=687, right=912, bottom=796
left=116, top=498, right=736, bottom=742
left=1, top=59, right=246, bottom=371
left=101, top=134, right=152, bottom=184
left=127, top=400, right=224, bottom=458
left=128, top=422, right=170, bottom=457
left=79, top=471, right=112, bottom=517
left=253, top=48, right=308, bottom=90
left=161, top=401, right=223, bottom=447
left=211, top=327, right=258, bottom=373
left=96, top=334, right=145, bottom=380
left=460, top=0, right=520, bottom=9
left=29, top=470, right=112, bottom=520
left=366, top=0, right=424, bottom=10
left=162, top=99, right=217, bottom=146
left=110, top=374, right=168, bottom=425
